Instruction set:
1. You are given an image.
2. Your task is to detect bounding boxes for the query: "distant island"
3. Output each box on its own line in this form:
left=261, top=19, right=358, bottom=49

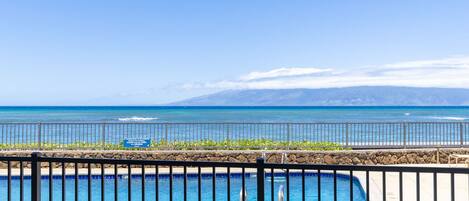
left=170, top=86, right=469, bottom=106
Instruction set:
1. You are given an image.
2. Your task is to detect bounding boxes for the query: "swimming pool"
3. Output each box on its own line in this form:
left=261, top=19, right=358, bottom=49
left=0, top=172, right=366, bottom=201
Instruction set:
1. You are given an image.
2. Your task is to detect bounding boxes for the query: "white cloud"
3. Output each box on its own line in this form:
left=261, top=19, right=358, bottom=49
left=240, top=67, right=332, bottom=81
left=383, top=56, right=469, bottom=69
left=187, top=56, right=469, bottom=90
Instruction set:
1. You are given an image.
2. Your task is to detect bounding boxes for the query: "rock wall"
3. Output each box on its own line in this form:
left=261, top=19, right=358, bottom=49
left=1, top=148, right=469, bottom=168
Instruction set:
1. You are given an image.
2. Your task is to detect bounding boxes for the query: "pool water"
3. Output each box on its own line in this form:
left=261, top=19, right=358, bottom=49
left=0, top=172, right=365, bottom=201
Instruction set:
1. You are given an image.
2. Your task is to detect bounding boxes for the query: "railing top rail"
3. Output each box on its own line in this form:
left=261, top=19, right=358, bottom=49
left=263, top=163, right=469, bottom=173
left=1, top=155, right=468, bottom=174
left=0, top=156, right=33, bottom=161
left=39, top=157, right=258, bottom=168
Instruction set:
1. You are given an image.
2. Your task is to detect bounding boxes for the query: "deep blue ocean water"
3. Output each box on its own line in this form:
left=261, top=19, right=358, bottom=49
left=0, top=106, right=468, bottom=122
left=0, top=172, right=365, bottom=201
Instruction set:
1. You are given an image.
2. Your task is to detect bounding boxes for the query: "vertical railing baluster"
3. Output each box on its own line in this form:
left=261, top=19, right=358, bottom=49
left=433, top=172, right=437, bottom=201
left=212, top=167, right=216, bottom=201
left=460, top=123, right=464, bottom=147
left=383, top=171, right=386, bottom=201
left=227, top=167, right=231, bottom=201
left=20, top=161, right=24, bottom=201
left=349, top=170, right=353, bottom=201
left=416, top=172, right=420, bottom=201
left=366, top=171, right=369, bottom=201
left=128, top=163, right=132, bottom=201
left=114, top=164, right=118, bottom=201
left=226, top=124, right=230, bottom=142
left=156, top=165, right=159, bottom=201
left=287, top=123, right=291, bottom=150
left=1, top=124, right=4, bottom=149
left=32, top=152, right=42, bottom=201
left=62, top=162, right=65, bottom=201
left=301, top=169, right=305, bottom=201
left=270, top=168, right=274, bottom=201
left=242, top=167, right=246, bottom=201
left=169, top=166, right=173, bottom=201
left=38, top=123, right=42, bottom=150
left=333, top=170, right=337, bottom=201
left=101, top=163, right=105, bottom=201
left=102, top=123, right=106, bottom=150
left=450, top=173, right=455, bottom=201
left=286, top=168, right=290, bottom=201
left=8, top=161, right=11, bottom=201
left=184, top=166, right=187, bottom=201
left=462, top=123, right=469, bottom=146
left=399, top=171, right=403, bottom=201
left=74, top=162, right=78, bottom=201
left=346, top=123, right=350, bottom=148
left=165, top=123, right=169, bottom=143
left=317, top=169, right=321, bottom=201
left=142, top=165, right=145, bottom=201
left=256, top=158, right=265, bottom=201
left=198, top=167, right=202, bottom=201
left=403, top=123, right=407, bottom=149
left=88, top=163, right=92, bottom=201
left=49, top=162, right=53, bottom=201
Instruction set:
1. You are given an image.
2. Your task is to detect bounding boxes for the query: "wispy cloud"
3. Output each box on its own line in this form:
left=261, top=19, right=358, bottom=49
left=186, top=56, right=469, bottom=90
left=240, top=67, right=333, bottom=81
left=383, top=56, right=469, bottom=69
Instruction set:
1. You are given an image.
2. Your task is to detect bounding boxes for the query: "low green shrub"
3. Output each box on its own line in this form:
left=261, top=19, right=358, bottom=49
left=0, top=139, right=347, bottom=151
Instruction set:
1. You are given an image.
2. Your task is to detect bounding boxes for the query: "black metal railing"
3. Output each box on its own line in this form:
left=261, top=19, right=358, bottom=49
left=0, top=153, right=469, bottom=201
left=0, top=122, right=468, bottom=150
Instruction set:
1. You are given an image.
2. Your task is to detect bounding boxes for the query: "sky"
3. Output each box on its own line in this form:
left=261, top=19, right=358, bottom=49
left=1, top=0, right=469, bottom=105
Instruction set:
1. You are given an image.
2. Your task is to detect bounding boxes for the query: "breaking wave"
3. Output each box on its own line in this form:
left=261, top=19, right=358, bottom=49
left=431, top=116, right=467, bottom=121
left=118, top=117, right=159, bottom=122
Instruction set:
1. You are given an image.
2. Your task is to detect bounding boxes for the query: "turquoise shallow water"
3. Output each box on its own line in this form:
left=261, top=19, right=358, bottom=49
left=0, top=172, right=365, bottom=201
left=0, top=106, right=468, bottom=122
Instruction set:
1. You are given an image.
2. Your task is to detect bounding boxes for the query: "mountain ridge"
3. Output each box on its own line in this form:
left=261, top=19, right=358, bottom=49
left=169, top=86, right=469, bottom=106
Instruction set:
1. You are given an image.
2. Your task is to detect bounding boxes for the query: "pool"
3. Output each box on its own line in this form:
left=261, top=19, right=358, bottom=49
left=0, top=172, right=366, bottom=201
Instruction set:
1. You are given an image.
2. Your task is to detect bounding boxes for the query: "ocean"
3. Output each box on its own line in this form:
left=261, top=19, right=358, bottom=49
left=0, top=106, right=468, bottom=122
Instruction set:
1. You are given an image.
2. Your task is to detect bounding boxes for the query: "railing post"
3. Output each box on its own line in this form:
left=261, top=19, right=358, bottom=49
left=256, top=158, right=265, bottom=201
left=102, top=123, right=106, bottom=150
left=31, top=152, right=42, bottom=201
left=403, top=123, right=407, bottom=149
left=345, top=123, right=350, bottom=148
left=165, top=123, right=169, bottom=143
left=460, top=123, right=464, bottom=147
left=226, top=124, right=230, bottom=141
left=37, top=123, right=42, bottom=150
left=287, top=123, right=291, bottom=150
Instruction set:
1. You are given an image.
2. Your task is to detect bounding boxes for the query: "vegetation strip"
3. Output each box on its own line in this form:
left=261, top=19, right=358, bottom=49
left=0, top=139, right=346, bottom=150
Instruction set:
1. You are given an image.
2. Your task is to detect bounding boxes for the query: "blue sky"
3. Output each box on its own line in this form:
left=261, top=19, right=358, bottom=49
left=1, top=1, right=469, bottom=105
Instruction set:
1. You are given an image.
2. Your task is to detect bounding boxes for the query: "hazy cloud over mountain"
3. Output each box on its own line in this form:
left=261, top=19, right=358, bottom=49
left=184, top=56, right=469, bottom=90
left=239, top=67, right=333, bottom=81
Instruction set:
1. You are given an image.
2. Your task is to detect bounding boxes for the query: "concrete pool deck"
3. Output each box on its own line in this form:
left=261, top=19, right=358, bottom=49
left=352, top=164, right=469, bottom=201
left=0, top=164, right=468, bottom=201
